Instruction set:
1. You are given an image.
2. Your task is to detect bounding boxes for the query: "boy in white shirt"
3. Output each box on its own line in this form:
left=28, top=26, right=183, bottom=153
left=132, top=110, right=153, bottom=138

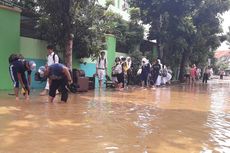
left=40, top=45, right=59, bottom=96
left=96, top=51, right=107, bottom=88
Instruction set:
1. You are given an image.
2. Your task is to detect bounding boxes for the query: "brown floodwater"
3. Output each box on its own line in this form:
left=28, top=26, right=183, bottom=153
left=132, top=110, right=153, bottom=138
left=0, top=80, right=230, bottom=153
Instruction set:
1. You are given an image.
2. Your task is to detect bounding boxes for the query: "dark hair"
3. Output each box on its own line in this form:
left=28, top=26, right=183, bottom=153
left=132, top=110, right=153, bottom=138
left=121, top=57, right=126, bottom=61
left=8, top=53, right=24, bottom=64
left=47, top=45, right=54, bottom=50
left=115, top=57, right=120, bottom=62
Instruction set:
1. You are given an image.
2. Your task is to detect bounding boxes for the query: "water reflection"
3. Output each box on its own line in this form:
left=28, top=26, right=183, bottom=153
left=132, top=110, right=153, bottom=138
left=0, top=81, right=229, bottom=153
left=204, top=84, right=230, bottom=153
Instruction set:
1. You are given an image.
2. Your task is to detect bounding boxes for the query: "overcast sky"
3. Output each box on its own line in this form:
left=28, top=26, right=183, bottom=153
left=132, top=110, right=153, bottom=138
left=218, top=11, right=230, bottom=50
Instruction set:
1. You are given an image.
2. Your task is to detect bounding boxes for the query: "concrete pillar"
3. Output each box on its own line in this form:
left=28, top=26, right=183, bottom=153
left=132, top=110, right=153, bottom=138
left=105, top=34, right=116, bottom=77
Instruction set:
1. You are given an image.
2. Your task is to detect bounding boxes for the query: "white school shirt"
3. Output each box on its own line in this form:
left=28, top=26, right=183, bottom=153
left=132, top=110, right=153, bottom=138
left=47, top=52, right=59, bottom=66
left=114, top=64, right=122, bottom=74
left=96, top=58, right=107, bottom=69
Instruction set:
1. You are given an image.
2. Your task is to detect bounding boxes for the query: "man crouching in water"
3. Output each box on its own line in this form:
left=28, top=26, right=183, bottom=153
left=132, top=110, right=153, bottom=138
left=38, top=63, right=73, bottom=103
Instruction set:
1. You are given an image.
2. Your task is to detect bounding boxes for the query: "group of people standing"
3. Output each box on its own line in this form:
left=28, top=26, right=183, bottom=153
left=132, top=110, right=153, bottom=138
left=185, top=64, right=213, bottom=84
left=95, top=52, right=173, bottom=90
left=110, top=56, right=132, bottom=90
left=139, top=58, right=172, bottom=88
left=95, top=51, right=133, bottom=90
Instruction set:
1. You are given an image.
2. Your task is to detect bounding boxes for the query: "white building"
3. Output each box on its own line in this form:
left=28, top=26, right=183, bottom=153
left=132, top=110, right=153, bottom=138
left=98, top=0, right=130, bottom=21
left=98, top=0, right=128, bottom=10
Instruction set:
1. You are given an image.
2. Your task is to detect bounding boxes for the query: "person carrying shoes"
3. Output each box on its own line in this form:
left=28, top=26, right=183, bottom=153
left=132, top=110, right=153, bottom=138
left=38, top=63, right=72, bottom=103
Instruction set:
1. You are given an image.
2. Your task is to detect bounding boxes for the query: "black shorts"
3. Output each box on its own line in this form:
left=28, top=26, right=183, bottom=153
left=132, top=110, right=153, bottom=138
left=49, top=78, right=68, bottom=102
left=117, top=73, right=124, bottom=84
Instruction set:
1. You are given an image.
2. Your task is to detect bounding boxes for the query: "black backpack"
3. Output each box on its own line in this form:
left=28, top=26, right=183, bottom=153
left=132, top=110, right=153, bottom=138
left=98, top=57, right=106, bottom=68
left=52, top=53, right=63, bottom=64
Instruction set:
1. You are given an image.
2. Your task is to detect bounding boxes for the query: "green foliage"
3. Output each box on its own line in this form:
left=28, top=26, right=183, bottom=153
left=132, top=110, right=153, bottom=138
left=36, top=1, right=144, bottom=58
left=103, top=11, right=123, bottom=34
left=130, top=0, right=230, bottom=81
left=226, top=27, right=230, bottom=47
left=73, top=3, right=106, bottom=58
left=216, top=56, right=230, bottom=70
left=37, top=0, right=106, bottom=59
left=105, top=0, right=114, bottom=7
left=99, top=8, right=144, bottom=53
left=129, top=7, right=141, bottom=22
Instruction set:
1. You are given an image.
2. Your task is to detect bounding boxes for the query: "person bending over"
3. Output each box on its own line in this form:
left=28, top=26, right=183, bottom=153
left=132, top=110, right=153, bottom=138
left=9, top=59, right=36, bottom=100
left=38, top=63, right=73, bottom=103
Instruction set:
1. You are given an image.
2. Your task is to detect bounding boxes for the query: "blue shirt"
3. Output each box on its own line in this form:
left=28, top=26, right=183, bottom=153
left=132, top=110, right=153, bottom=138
left=11, top=60, right=31, bottom=75
left=48, top=63, right=65, bottom=80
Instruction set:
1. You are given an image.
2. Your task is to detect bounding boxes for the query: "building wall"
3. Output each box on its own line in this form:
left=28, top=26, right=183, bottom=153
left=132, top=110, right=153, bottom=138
left=0, top=5, right=21, bottom=90
left=20, top=37, right=47, bottom=89
left=19, top=36, right=127, bottom=89
left=20, top=37, right=47, bottom=59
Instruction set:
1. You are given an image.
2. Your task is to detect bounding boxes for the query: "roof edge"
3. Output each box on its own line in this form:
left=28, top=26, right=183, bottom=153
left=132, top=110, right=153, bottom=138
left=0, top=5, right=21, bottom=13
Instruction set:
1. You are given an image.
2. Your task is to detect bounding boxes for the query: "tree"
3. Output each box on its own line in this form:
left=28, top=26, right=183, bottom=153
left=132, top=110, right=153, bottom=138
left=105, top=7, right=144, bottom=53
left=37, top=0, right=144, bottom=65
left=226, top=27, right=230, bottom=47
left=126, top=7, right=144, bottom=53
left=130, top=0, right=230, bottom=81
left=37, top=0, right=100, bottom=69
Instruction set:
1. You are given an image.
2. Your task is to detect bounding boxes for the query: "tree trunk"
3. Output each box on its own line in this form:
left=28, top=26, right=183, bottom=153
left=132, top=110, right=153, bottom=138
left=65, top=34, right=74, bottom=70
left=157, top=41, right=163, bottom=59
left=179, top=50, right=189, bottom=82
left=133, top=44, right=140, bottom=52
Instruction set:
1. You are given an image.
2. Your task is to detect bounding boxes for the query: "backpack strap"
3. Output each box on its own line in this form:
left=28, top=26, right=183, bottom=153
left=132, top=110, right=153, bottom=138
left=98, top=57, right=106, bottom=69
left=53, top=53, right=56, bottom=63
left=104, top=58, right=106, bottom=68
left=53, top=53, right=59, bottom=63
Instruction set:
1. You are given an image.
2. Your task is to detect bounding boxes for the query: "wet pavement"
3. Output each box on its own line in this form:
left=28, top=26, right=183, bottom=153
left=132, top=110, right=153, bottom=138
left=0, top=79, right=230, bottom=153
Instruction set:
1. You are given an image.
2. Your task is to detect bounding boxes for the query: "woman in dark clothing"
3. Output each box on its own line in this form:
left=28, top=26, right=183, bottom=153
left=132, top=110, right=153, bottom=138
left=202, top=66, right=210, bottom=83
left=150, top=59, right=161, bottom=86
left=140, top=58, right=151, bottom=87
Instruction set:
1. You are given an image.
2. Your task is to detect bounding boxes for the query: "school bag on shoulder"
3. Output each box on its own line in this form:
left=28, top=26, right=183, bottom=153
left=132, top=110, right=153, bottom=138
left=52, top=53, right=63, bottom=64
left=98, top=57, right=106, bottom=68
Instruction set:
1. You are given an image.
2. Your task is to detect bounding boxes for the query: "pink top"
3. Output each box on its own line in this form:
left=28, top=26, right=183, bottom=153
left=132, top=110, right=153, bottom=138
left=190, top=68, right=196, bottom=77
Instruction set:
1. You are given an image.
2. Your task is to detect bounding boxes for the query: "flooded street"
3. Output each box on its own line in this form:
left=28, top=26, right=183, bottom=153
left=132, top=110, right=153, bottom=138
left=0, top=80, right=230, bottom=153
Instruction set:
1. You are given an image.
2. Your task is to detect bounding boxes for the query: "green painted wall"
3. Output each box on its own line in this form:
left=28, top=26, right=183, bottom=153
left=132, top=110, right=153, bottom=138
left=19, top=37, right=48, bottom=89
left=0, top=6, right=21, bottom=90
left=20, top=37, right=47, bottom=59
left=105, top=34, right=116, bottom=77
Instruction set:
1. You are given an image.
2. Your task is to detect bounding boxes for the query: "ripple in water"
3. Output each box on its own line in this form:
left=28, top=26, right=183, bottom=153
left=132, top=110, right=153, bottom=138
left=203, top=88, right=230, bottom=152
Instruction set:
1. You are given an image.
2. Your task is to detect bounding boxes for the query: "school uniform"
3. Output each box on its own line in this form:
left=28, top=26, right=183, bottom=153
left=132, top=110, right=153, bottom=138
left=45, top=52, right=59, bottom=90
left=96, top=58, right=107, bottom=81
left=9, top=60, right=31, bottom=92
left=140, top=63, right=150, bottom=86
left=48, top=64, right=68, bottom=102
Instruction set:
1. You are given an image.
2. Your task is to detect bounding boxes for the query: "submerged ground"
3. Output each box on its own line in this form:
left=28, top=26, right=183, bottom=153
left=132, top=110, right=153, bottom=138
left=0, top=79, right=229, bottom=153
